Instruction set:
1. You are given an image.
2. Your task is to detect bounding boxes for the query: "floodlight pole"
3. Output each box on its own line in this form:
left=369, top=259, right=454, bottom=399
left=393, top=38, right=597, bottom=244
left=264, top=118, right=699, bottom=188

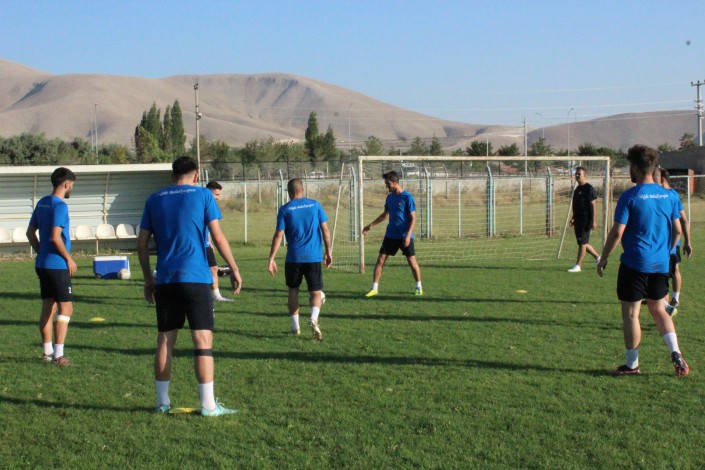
left=194, top=83, right=203, bottom=183
left=692, top=80, right=704, bottom=146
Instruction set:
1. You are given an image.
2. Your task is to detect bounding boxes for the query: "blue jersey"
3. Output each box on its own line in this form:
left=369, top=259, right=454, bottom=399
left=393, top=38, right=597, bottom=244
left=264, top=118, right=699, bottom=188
left=29, top=195, right=71, bottom=269
left=614, top=183, right=679, bottom=273
left=140, top=185, right=221, bottom=284
left=384, top=191, right=416, bottom=240
left=276, top=198, right=328, bottom=263
left=668, top=188, right=684, bottom=251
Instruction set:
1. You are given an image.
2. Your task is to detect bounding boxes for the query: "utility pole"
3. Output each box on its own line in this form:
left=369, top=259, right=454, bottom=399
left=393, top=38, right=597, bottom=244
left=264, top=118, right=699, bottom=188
left=692, top=80, right=704, bottom=146
left=523, top=117, right=528, bottom=176
left=194, top=83, right=203, bottom=183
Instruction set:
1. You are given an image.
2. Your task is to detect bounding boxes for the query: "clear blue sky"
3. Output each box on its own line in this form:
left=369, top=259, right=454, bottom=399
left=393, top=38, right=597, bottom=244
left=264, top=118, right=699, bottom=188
left=2, top=0, right=704, bottom=128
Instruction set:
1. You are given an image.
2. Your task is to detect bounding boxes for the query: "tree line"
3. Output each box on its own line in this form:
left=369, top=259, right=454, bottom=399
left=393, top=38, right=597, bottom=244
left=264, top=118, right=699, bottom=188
left=0, top=105, right=698, bottom=167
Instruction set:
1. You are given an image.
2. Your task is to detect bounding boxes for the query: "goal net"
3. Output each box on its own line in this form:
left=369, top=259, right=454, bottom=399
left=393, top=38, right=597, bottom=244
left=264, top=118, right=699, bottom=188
left=331, top=156, right=611, bottom=273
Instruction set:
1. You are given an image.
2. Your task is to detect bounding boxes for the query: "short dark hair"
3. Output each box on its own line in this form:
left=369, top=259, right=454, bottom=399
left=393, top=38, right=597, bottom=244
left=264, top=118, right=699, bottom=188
left=206, top=180, right=223, bottom=190
left=383, top=171, right=399, bottom=182
left=626, top=145, right=659, bottom=176
left=287, top=178, right=303, bottom=196
left=50, top=167, right=75, bottom=188
left=575, top=166, right=587, bottom=175
left=660, top=168, right=670, bottom=181
left=172, top=156, right=199, bottom=177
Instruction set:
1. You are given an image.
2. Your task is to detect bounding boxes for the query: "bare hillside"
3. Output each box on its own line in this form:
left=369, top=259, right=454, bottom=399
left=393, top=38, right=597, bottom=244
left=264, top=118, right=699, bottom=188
left=0, top=58, right=700, bottom=152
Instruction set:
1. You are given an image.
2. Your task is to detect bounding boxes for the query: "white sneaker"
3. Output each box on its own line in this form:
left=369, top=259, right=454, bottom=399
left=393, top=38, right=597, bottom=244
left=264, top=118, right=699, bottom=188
left=567, top=265, right=581, bottom=273
left=321, top=291, right=326, bottom=305
left=214, top=296, right=233, bottom=302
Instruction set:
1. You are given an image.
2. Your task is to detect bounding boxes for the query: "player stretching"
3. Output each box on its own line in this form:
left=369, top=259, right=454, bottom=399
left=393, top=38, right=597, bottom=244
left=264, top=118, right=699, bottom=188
left=597, top=145, right=689, bottom=376
left=567, top=166, right=600, bottom=272
left=657, top=168, right=692, bottom=312
left=205, top=180, right=232, bottom=302
left=268, top=178, right=332, bottom=341
left=26, top=167, right=77, bottom=366
left=362, top=170, right=422, bottom=297
left=138, top=156, right=243, bottom=416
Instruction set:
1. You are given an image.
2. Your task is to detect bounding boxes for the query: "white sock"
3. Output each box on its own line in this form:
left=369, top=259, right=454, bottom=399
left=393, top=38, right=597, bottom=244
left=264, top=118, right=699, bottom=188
left=155, top=380, right=170, bottom=407
left=199, top=382, right=216, bottom=410
left=291, top=314, right=300, bottom=331
left=416, top=281, right=422, bottom=289
left=625, top=349, right=639, bottom=369
left=43, top=342, right=53, bottom=355
left=662, top=332, right=680, bottom=354
left=212, top=288, right=221, bottom=299
left=372, top=282, right=379, bottom=290
left=672, top=292, right=680, bottom=302
left=54, top=344, right=64, bottom=359
left=310, top=306, right=320, bottom=323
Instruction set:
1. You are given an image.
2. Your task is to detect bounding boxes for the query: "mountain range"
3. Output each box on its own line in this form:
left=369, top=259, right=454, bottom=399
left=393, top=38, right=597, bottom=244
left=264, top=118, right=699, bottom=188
left=0, top=58, right=700, bottom=153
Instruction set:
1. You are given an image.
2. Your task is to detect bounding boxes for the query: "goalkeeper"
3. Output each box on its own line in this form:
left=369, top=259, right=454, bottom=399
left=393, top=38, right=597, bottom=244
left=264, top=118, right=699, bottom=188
left=362, top=171, right=423, bottom=297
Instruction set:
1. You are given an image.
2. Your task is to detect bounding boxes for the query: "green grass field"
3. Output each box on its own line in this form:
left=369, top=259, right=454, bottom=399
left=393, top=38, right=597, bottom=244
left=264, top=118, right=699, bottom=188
left=1, top=240, right=704, bottom=468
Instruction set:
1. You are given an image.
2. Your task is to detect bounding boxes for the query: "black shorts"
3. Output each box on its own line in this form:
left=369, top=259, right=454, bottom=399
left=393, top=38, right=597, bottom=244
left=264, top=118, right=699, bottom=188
left=284, top=262, right=323, bottom=291
left=380, top=237, right=416, bottom=257
left=617, top=263, right=669, bottom=302
left=206, top=246, right=217, bottom=268
left=669, top=246, right=681, bottom=278
left=36, top=268, right=73, bottom=302
left=155, top=283, right=214, bottom=332
left=574, top=223, right=592, bottom=245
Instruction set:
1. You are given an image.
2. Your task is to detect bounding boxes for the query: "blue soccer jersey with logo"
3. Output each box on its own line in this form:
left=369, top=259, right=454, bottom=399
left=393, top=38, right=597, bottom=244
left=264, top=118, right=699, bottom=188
left=614, top=183, right=679, bottom=273
left=140, top=185, right=221, bottom=284
left=30, top=195, right=71, bottom=269
left=276, top=198, right=328, bottom=263
left=384, top=191, right=416, bottom=240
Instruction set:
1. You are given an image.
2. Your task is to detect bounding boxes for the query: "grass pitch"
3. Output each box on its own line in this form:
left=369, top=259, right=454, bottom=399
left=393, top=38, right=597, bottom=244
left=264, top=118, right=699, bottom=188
left=1, top=244, right=704, bottom=468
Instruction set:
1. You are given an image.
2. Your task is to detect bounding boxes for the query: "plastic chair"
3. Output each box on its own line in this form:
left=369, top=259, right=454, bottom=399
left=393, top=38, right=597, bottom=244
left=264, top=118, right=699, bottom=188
left=74, top=225, right=96, bottom=240
left=115, top=223, right=137, bottom=239
left=0, top=228, right=13, bottom=243
left=11, top=227, right=28, bottom=243
left=96, top=224, right=117, bottom=240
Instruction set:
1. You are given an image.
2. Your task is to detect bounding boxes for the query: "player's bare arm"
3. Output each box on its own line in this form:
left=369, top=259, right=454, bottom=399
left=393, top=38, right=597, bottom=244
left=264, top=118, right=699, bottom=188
left=404, top=211, right=416, bottom=247
left=597, top=222, right=625, bottom=277
left=591, top=200, right=597, bottom=230
left=321, top=221, right=333, bottom=268
left=268, top=229, right=285, bottom=276
left=679, top=210, right=692, bottom=258
left=136, top=228, right=155, bottom=304
left=670, top=218, right=682, bottom=254
left=362, top=210, right=389, bottom=235
left=26, top=224, right=40, bottom=253
left=51, top=225, right=77, bottom=276
left=209, top=219, right=242, bottom=295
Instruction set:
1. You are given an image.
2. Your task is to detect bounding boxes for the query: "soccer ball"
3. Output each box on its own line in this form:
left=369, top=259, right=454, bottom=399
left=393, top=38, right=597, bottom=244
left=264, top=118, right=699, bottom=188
left=117, top=268, right=131, bottom=280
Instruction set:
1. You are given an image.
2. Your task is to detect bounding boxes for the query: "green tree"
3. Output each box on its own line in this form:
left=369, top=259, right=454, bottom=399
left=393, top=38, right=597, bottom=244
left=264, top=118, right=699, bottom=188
left=162, top=104, right=173, bottom=154
left=362, top=136, right=383, bottom=156
left=679, top=133, right=695, bottom=150
left=170, top=100, right=186, bottom=154
left=658, top=143, right=675, bottom=153
left=409, top=137, right=428, bottom=155
left=305, top=112, right=320, bottom=160
left=528, top=137, right=553, bottom=156
left=497, top=143, right=520, bottom=157
left=320, top=126, right=339, bottom=161
left=429, top=135, right=444, bottom=156
left=466, top=140, right=493, bottom=156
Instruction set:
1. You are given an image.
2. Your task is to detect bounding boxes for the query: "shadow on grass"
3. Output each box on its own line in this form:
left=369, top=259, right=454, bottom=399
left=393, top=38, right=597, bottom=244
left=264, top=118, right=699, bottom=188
left=0, top=395, right=149, bottom=414
left=51, top=344, right=611, bottom=376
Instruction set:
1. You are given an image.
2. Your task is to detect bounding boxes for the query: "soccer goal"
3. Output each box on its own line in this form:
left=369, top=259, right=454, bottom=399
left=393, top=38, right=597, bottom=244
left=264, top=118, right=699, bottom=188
left=330, top=155, right=611, bottom=273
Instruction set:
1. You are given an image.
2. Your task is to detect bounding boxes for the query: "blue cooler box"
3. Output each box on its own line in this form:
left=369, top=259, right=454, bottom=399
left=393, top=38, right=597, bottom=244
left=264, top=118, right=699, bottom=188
left=93, top=256, right=129, bottom=279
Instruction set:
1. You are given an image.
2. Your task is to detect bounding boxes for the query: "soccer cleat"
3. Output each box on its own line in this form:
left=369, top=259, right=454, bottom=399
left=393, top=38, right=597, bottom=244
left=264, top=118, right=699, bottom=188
left=365, top=289, right=378, bottom=298
left=289, top=328, right=301, bottom=336
left=155, top=404, right=171, bottom=414
left=216, top=266, right=232, bottom=277
left=595, top=256, right=601, bottom=265
left=671, top=352, right=690, bottom=376
left=567, top=265, right=582, bottom=273
left=610, top=364, right=641, bottom=376
left=52, top=356, right=73, bottom=367
left=665, top=303, right=678, bottom=317
left=42, top=353, right=53, bottom=362
left=415, top=287, right=423, bottom=296
left=214, top=296, right=233, bottom=302
left=201, top=401, right=238, bottom=417
left=309, top=320, right=323, bottom=342
left=320, top=291, right=326, bottom=305
left=669, top=297, right=680, bottom=309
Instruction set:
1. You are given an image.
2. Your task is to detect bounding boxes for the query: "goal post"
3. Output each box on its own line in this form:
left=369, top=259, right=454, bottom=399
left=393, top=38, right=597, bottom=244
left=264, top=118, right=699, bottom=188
left=331, top=155, right=611, bottom=273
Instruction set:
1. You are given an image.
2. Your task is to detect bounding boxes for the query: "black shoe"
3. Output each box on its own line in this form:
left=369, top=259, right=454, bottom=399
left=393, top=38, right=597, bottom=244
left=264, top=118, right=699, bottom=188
left=669, top=298, right=680, bottom=309
left=217, top=265, right=232, bottom=277
left=671, top=352, right=689, bottom=377
left=610, top=364, right=640, bottom=376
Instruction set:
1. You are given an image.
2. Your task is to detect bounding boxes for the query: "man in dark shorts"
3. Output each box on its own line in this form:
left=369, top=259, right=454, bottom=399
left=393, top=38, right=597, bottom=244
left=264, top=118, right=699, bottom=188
left=362, top=171, right=422, bottom=297
left=568, top=167, right=600, bottom=272
left=205, top=180, right=232, bottom=302
left=138, top=156, right=243, bottom=416
left=597, top=145, right=689, bottom=376
left=26, top=167, right=77, bottom=366
left=268, top=178, right=332, bottom=341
